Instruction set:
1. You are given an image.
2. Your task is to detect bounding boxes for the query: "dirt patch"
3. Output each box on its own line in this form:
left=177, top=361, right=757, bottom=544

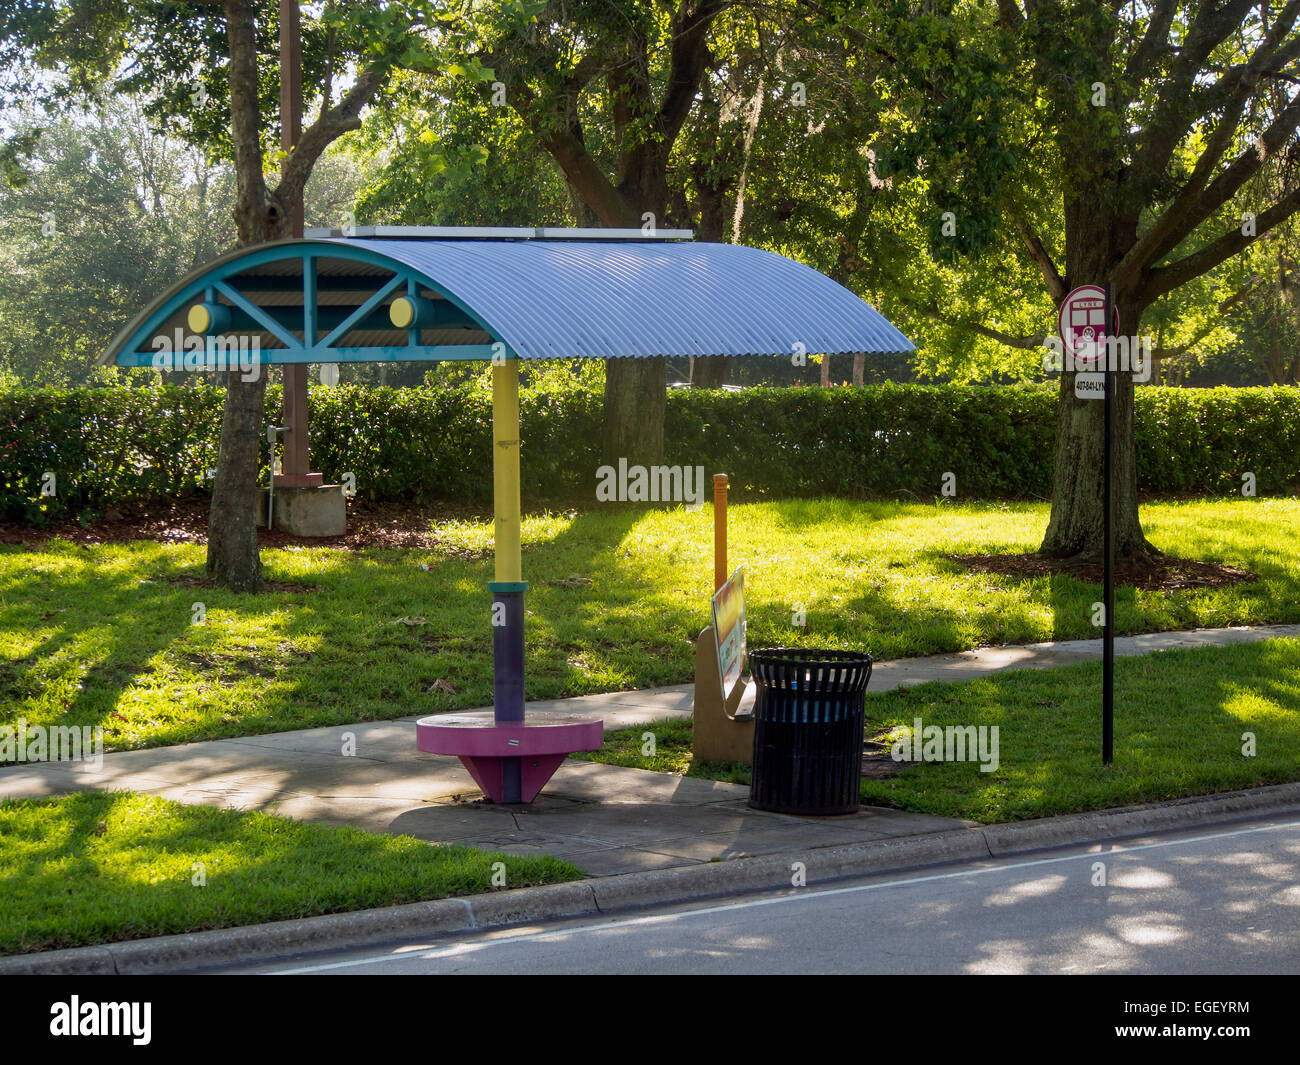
left=177, top=649, right=276, bottom=679
left=542, top=574, right=593, bottom=588
left=862, top=735, right=910, bottom=779
left=165, top=572, right=315, bottom=594
left=950, top=552, right=1257, bottom=592
left=0, top=499, right=495, bottom=553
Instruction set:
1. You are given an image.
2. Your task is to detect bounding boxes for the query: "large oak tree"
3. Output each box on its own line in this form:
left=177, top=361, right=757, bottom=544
left=838, top=0, right=1300, bottom=561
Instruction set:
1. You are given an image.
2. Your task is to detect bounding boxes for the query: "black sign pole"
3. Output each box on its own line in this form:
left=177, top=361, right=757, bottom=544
left=1102, top=283, right=1115, bottom=766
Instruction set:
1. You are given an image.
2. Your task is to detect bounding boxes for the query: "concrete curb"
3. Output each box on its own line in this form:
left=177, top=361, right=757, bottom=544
left=6, top=780, right=1300, bottom=975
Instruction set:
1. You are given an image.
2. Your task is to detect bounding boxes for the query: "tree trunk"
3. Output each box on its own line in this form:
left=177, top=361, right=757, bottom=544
left=206, top=373, right=267, bottom=590
left=516, top=8, right=729, bottom=465
left=690, top=170, right=730, bottom=388
left=1266, top=336, right=1283, bottom=385
left=692, top=357, right=728, bottom=388
left=207, top=0, right=276, bottom=592
left=1039, top=297, right=1156, bottom=561
left=567, top=180, right=600, bottom=227
left=202, top=0, right=387, bottom=589
left=603, top=356, right=667, bottom=464
left=598, top=156, right=670, bottom=464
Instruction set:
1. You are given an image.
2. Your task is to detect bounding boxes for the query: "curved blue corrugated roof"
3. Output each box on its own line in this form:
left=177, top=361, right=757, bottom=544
left=339, top=238, right=912, bottom=359
left=100, top=236, right=913, bottom=366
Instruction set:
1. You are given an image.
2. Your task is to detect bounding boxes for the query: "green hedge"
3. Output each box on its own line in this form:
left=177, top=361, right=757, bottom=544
left=664, top=385, right=1059, bottom=498
left=1, top=387, right=226, bottom=524
left=2, top=383, right=1298, bottom=523
left=1134, top=386, right=1300, bottom=496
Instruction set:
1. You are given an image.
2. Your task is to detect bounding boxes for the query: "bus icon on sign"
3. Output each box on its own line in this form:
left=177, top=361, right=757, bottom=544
left=1058, top=284, right=1118, bottom=365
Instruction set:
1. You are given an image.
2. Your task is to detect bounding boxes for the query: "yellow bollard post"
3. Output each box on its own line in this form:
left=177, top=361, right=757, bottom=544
left=492, top=360, right=523, bottom=583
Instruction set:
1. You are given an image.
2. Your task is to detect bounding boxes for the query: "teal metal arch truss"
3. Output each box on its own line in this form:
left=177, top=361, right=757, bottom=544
left=102, top=239, right=511, bottom=368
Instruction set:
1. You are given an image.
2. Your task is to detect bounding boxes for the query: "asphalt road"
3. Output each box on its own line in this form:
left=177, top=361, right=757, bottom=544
left=240, top=814, right=1300, bottom=975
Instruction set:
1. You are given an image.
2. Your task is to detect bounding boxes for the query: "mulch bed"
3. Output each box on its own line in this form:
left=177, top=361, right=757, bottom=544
left=0, top=499, right=496, bottom=553
left=163, top=572, right=316, bottom=594
left=950, top=552, right=1257, bottom=592
left=3, top=504, right=1260, bottom=595
left=862, top=735, right=910, bottom=779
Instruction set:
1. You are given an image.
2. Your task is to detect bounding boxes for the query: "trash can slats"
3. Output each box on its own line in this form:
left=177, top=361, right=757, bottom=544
left=748, top=648, right=872, bottom=816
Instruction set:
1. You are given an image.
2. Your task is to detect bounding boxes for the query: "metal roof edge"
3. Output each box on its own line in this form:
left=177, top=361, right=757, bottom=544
left=303, top=225, right=695, bottom=241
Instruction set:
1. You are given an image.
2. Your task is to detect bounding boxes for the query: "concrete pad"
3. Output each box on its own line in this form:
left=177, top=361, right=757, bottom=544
left=508, top=802, right=761, bottom=847
left=225, top=721, right=428, bottom=762
left=55, top=737, right=351, bottom=777
left=848, top=806, right=982, bottom=833
left=555, top=685, right=695, bottom=711
left=869, top=646, right=1094, bottom=690
left=639, top=831, right=886, bottom=864
left=363, top=764, right=966, bottom=875
left=465, top=845, right=699, bottom=875
left=557, top=849, right=704, bottom=875
left=372, top=798, right=927, bottom=876
left=0, top=763, right=121, bottom=799
left=1120, top=624, right=1300, bottom=653
left=545, top=761, right=750, bottom=804
left=598, top=707, right=693, bottom=730
left=175, top=761, right=447, bottom=799
left=861, top=624, right=1300, bottom=693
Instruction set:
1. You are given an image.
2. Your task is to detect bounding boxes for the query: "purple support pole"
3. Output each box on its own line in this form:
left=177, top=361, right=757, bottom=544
left=491, top=582, right=527, bottom=802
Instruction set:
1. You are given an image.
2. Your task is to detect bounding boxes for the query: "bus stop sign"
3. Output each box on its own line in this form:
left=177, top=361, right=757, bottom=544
left=1058, top=284, right=1119, bottom=364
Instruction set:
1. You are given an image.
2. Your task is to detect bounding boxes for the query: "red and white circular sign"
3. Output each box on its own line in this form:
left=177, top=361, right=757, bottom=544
left=1058, top=285, right=1117, bottom=364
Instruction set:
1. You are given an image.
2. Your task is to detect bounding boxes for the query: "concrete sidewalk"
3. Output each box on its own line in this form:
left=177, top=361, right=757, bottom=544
left=2, top=622, right=1296, bottom=877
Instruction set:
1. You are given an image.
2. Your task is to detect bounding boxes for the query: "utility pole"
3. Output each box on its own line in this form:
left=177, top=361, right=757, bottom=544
left=1102, top=282, right=1115, bottom=766
left=277, top=0, right=321, bottom=489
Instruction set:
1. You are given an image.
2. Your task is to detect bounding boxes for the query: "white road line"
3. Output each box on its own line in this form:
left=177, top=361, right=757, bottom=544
left=271, top=815, right=1300, bottom=974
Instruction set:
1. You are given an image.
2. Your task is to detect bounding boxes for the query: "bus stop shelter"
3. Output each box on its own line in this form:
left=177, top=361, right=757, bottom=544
left=100, top=227, right=914, bottom=803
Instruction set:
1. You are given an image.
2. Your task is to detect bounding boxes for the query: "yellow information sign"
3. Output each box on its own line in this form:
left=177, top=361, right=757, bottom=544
left=711, top=567, right=746, bottom=700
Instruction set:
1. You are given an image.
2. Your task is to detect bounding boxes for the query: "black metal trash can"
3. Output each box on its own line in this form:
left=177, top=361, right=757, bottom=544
left=748, top=648, right=873, bottom=815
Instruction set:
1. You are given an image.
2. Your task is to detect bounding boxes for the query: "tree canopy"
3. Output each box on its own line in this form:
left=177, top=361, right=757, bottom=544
left=2, top=1, right=1300, bottom=565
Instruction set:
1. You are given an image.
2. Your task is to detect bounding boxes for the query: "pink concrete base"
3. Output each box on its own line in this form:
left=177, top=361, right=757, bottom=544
left=416, top=711, right=604, bottom=803
left=458, top=752, right=568, bottom=804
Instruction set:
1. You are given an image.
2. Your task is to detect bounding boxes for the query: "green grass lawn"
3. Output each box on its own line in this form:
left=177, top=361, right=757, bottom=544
left=2, top=497, right=1298, bottom=752
left=588, top=637, right=1300, bottom=823
left=0, top=790, right=579, bottom=956
left=570, top=715, right=751, bottom=784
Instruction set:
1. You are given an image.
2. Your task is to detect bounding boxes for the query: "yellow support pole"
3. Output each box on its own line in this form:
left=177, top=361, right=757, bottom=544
left=492, top=360, right=522, bottom=583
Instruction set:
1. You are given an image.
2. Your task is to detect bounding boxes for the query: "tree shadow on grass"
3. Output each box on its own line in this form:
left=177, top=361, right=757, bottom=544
left=5, top=510, right=666, bottom=757
left=858, top=638, right=1300, bottom=824
left=8, top=499, right=1298, bottom=766
left=0, top=790, right=575, bottom=955
left=0, top=544, right=211, bottom=742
